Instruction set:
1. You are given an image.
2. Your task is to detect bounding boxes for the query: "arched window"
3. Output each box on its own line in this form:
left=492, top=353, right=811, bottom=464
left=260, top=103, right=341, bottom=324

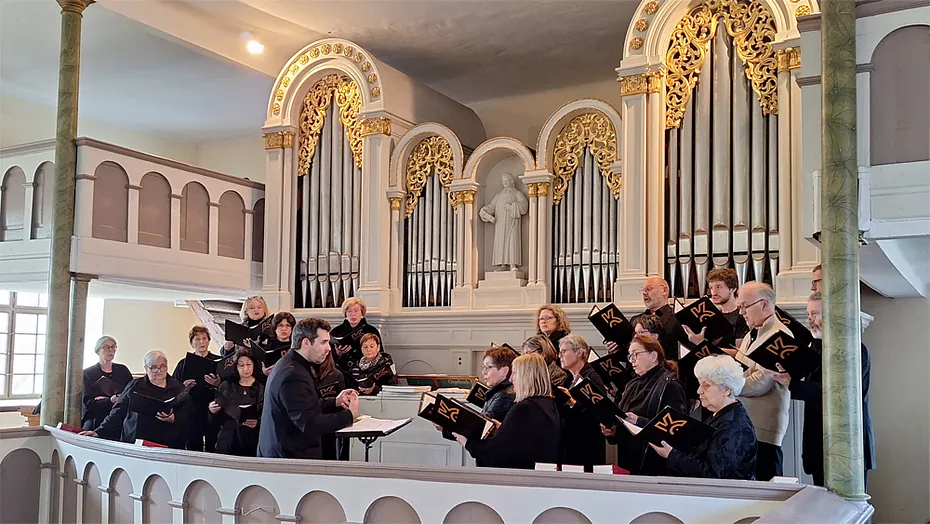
left=252, top=198, right=265, bottom=263
left=91, top=161, right=129, bottom=242
left=138, top=172, right=172, bottom=248
left=31, top=162, right=55, bottom=239
left=180, top=182, right=209, bottom=254
left=0, top=167, right=26, bottom=241
left=218, top=191, right=245, bottom=259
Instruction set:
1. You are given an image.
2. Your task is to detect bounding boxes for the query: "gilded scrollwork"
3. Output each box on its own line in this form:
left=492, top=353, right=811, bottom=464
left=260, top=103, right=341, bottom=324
left=665, top=0, right=779, bottom=129
left=551, top=113, right=621, bottom=204
left=404, top=136, right=456, bottom=217
left=297, top=74, right=363, bottom=177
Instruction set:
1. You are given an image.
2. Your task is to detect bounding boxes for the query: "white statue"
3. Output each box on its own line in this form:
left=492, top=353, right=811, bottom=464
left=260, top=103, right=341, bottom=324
left=479, top=173, right=529, bottom=271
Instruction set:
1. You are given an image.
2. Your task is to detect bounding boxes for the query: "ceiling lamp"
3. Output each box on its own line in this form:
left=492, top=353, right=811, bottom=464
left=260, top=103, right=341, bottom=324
left=241, top=31, right=264, bottom=55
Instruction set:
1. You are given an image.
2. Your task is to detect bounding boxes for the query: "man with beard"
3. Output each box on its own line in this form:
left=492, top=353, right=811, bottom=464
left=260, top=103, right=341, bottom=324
left=629, top=277, right=687, bottom=362
left=683, top=269, right=749, bottom=349
left=772, top=291, right=876, bottom=487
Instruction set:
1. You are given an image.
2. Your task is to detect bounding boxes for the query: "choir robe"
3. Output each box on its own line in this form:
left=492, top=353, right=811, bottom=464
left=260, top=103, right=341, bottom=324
left=172, top=351, right=223, bottom=452
left=94, top=376, right=192, bottom=449
left=349, top=352, right=397, bottom=395
left=214, top=379, right=264, bottom=456
left=81, top=363, right=133, bottom=431
left=560, top=364, right=607, bottom=470
left=666, top=400, right=758, bottom=480
left=465, top=396, right=561, bottom=469
left=330, top=318, right=381, bottom=388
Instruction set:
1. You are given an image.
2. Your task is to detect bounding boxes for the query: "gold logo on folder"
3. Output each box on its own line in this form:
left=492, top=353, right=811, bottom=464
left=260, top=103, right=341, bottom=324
left=765, top=337, right=798, bottom=359
left=695, top=345, right=712, bottom=359
left=437, top=399, right=460, bottom=422
left=691, top=302, right=716, bottom=322
left=475, top=388, right=486, bottom=401
left=776, top=310, right=791, bottom=327
left=318, top=384, right=336, bottom=397
left=599, top=360, right=623, bottom=376
left=600, top=309, right=625, bottom=328
left=655, top=413, right=687, bottom=435
left=579, top=384, right=604, bottom=403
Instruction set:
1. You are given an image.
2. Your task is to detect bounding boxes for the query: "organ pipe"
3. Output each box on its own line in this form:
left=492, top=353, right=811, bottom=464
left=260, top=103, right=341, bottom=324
left=711, top=29, right=732, bottom=272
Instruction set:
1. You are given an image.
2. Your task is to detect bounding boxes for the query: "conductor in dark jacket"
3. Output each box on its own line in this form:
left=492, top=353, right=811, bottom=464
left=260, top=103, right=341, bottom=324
left=257, top=317, right=359, bottom=459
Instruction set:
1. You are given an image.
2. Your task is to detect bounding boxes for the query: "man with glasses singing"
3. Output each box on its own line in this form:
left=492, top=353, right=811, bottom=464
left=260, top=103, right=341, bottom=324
left=630, top=277, right=686, bottom=361
left=722, top=281, right=792, bottom=481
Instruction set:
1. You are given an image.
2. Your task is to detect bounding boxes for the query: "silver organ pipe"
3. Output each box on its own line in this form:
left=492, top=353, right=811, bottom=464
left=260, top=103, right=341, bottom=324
left=330, top=108, right=344, bottom=304
left=665, top=23, right=781, bottom=296
left=591, top=151, right=603, bottom=298
left=402, top=170, right=456, bottom=307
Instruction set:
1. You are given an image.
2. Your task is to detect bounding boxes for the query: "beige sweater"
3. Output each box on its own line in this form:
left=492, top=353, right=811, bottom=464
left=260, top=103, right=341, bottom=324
left=735, top=314, right=792, bottom=446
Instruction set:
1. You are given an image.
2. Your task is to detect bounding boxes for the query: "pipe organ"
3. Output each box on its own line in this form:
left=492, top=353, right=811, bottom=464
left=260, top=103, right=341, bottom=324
left=403, top=137, right=458, bottom=307
left=663, top=0, right=780, bottom=297
left=550, top=114, right=622, bottom=304
left=294, top=74, right=363, bottom=309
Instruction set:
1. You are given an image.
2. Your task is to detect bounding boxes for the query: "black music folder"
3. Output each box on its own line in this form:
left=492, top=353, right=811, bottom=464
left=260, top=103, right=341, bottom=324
left=569, top=377, right=626, bottom=427
left=181, top=352, right=218, bottom=383
left=675, top=297, right=734, bottom=344
left=224, top=320, right=251, bottom=345
left=588, top=304, right=635, bottom=346
left=747, top=330, right=819, bottom=377
left=466, top=382, right=490, bottom=408
left=591, top=352, right=628, bottom=390
left=237, top=404, right=259, bottom=423
left=622, top=405, right=713, bottom=453
left=91, top=375, right=124, bottom=397
left=130, top=391, right=179, bottom=415
left=774, top=307, right=813, bottom=349
left=677, top=341, right=727, bottom=398
left=418, top=393, right=494, bottom=441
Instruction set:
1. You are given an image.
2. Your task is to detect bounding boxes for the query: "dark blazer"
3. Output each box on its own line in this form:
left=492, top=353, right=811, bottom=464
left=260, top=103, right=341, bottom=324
left=466, top=396, right=561, bottom=469
left=94, top=376, right=192, bottom=449
left=666, top=400, right=758, bottom=480
left=257, top=350, right=353, bottom=459
left=330, top=318, right=382, bottom=389
left=81, top=363, right=133, bottom=431
left=631, top=305, right=688, bottom=361
left=215, top=379, right=264, bottom=456
left=560, top=364, right=607, bottom=469
left=789, top=340, right=876, bottom=477
left=483, top=380, right=516, bottom=422
left=171, top=352, right=222, bottom=405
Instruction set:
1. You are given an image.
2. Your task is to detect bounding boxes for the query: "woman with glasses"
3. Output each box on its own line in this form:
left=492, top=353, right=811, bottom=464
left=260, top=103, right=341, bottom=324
left=348, top=334, right=396, bottom=396
left=330, top=297, right=382, bottom=389
left=81, top=336, right=133, bottom=431
left=219, top=296, right=275, bottom=383
left=557, top=334, right=607, bottom=471
left=80, top=350, right=192, bottom=449
left=522, top=335, right=568, bottom=389
left=534, top=304, right=570, bottom=348
left=601, top=334, right=687, bottom=475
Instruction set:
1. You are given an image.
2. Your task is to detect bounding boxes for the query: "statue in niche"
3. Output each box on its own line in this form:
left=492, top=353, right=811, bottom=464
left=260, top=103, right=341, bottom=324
left=479, top=172, right=528, bottom=271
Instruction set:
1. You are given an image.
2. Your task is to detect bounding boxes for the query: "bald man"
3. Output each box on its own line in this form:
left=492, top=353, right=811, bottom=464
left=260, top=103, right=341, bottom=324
left=726, top=281, right=792, bottom=481
left=629, top=277, right=687, bottom=362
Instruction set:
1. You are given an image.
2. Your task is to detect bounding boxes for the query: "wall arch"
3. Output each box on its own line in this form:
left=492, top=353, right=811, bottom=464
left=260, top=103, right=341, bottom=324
left=462, top=137, right=536, bottom=182
left=62, top=456, right=78, bottom=524
left=443, top=501, right=504, bottom=524
left=630, top=511, right=686, bottom=523
left=1, top=166, right=27, bottom=241
left=0, top=448, right=41, bottom=524
left=218, top=190, right=246, bottom=259
left=92, top=161, right=130, bottom=242
left=82, top=462, right=102, bottom=524
left=108, top=468, right=134, bottom=524
left=143, top=474, right=173, bottom=524
left=180, top=181, right=210, bottom=254
left=535, top=99, right=622, bottom=173
left=183, top=479, right=221, bottom=524
left=138, top=172, right=172, bottom=248
left=365, top=496, right=421, bottom=524
left=235, top=485, right=279, bottom=524
left=251, top=198, right=265, bottom=263
left=533, top=507, right=592, bottom=524
left=31, top=161, right=55, bottom=239
left=870, top=25, right=930, bottom=165
left=391, top=123, right=466, bottom=190
left=296, top=490, right=346, bottom=523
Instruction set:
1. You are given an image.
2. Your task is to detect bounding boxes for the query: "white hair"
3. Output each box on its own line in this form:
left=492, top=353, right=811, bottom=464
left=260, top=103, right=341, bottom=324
left=558, top=333, right=589, bottom=360
left=143, top=350, right=167, bottom=369
left=694, top=355, right=746, bottom=398
left=93, top=336, right=116, bottom=355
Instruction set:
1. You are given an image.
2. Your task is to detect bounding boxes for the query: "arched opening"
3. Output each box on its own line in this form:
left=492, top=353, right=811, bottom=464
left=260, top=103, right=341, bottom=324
left=252, top=198, right=265, bottom=263
left=1, top=166, right=27, bottom=241
left=92, top=161, right=130, bottom=242
left=61, top=456, right=78, bottom=524
left=630, top=512, right=685, bottom=524
left=108, top=468, right=134, bottom=523
left=533, top=507, right=592, bottom=524
left=296, top=490, right=346, bottom=523
left=218, top=191, right=246, bottom=259
left=0, top=448, right=42, bottom=524
left=365, top=496, right=421, bottom=524
left=143, top=474, right=172, bottom=524
left=443, top=501, right=504, bottom=524
left=180, top=182, right=210, bottom=254
left=183, top=479, right=221, bottom=524
left=138, top=172, right=172, bottom=248
left=31, top=161, right=55, bottom=239
left=82, top=463, right=102, bottom=524
left=235, top=485, right=279, bottom=524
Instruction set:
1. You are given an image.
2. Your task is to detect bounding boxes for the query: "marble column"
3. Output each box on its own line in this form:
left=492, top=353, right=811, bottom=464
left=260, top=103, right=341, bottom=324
left=821, top=0, right=867, bottom=501
left=41, top=0, right=93, bottom=426
left=64, top=274, right=92, bottom=425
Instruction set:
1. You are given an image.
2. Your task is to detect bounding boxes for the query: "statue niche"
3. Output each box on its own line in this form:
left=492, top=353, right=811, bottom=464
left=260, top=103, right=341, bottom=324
left=479, top=172, right=528, bottom=271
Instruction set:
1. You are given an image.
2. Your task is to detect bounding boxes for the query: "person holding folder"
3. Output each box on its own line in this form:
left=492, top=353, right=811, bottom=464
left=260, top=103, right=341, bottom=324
left=557, top=334, right=607, bottom=470
left=649, top=355, right=757, bottom=480
left=453, top=353, right=560, bottom=469
left=223, top=296, right=274, bottom=356
left=330, top=297, right=382, bottom=389
left=209, top=350, right=264, bottom=456
left=172, top=326, right=223, bottom=452
left=81, top=336, right=133, bottom=431
left=80, top=350, right=192, bottom=449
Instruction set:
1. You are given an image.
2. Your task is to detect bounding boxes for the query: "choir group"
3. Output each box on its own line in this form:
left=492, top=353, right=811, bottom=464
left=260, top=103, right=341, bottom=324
left=76, top=266, right=874, bottom=485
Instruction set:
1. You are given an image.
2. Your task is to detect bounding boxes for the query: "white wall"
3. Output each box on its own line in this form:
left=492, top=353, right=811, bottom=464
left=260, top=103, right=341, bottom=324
left=861, top=287, right=930, bottom=524
left=1, top=93, right=198, bottom=163
left=196, top=136, right=266, bottom=183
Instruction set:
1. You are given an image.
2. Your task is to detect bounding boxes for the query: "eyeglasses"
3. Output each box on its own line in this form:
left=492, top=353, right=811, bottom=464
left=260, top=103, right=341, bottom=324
left=101, top=344, right=117, bottom=350
left=811, top=278, right=822, bottom=286
left=558, top=347, right=580, bottom=355
left=737, top=298, right=765, bottom=312
left=538, top=315, right=556, bottom=322
left=481, top=365, right=499, bottom=372
left=146, top=365, right=168, bottom=373
left=627, top=350, right=651, bottom=362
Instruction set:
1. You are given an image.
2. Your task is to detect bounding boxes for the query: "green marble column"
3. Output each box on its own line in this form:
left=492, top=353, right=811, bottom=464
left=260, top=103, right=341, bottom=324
left=820, top=0, right=867, bottom=500
left=40, top=0, right=93, bottom=426
left=64, top=275, right=91, bottom=426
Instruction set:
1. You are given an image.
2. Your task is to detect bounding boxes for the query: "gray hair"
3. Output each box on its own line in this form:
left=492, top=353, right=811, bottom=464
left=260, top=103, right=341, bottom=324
left=694, top=355, right=746, bottom=398
left=558, top=333, right=589, bottom=360
left=809, top=291, right=823, bottom=302
left=741, top=281, right=776, bottom=305
left=93, top=336, right=116, bottom=355
left=143, top=350, right=167, bottom=369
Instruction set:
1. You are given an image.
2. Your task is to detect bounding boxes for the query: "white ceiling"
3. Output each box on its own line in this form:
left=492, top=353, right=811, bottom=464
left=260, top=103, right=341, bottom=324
left=1, top=0, right=638, bottom=145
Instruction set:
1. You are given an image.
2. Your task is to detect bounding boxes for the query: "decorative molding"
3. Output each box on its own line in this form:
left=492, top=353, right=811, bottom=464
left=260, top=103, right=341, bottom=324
left=127, top=184, right=143, bottom=191
left=167, top=500, right=187, bottom=509
left=216, top=507, right=240, bottom=516
left=526, top=183, right=539, bottom=198
left=620, top=70, right=664, bottom=96
left=644, top=1, right=659, bottom=14
left=74, top=174, right=97, bottom=181
left=57, top=0, right=94, bottom=14
left=129, top=492, right=146, bottom=502
left=404, top=136, right=455, bottom=217
left=208, top=202, right=222, bottom=208
left=777, top=47, right=802, bottom=73
left=0, top=139, right=55, bottom=158
left=263, top=131, right=295, bottom=150
left=170, top=193, right=184, bottom=200
left=798, top=0, right=930, bottom=32
left=360, top=117, right=392, bottom=137
left=551, top=113, right=620, bottom=204
left=629, top=37, right=644, bottom=51
left=797, top=64, right=876, bottom=86
left=297, top=74, right=363, bottom=175
left=389, top=197, right=402, bottom=211
left=537, top=182, right=550, bottom=197
left=795, top=5, right=811, bottom=16
left=635, top=18, right=649, bottom=31
left=274, top=514, right=300, bottom=523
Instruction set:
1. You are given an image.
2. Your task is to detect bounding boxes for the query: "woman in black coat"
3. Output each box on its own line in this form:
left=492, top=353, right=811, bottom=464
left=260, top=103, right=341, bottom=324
left=80, top=350, right=192, bottom=449
left=650, top=355, right=757, bottom=480
left=81, top=336, right=133, bottom=431
left=219, top=296, right=275, bottom=383
left=330, top=297, right=382, bottom=389
left=348, top=333, right=396, bottom=396
left=209, top=350, right=264, bottom=456
left=454, top=353, right=560, bottom=469
left=534, top=304, right=570, bottom=349
left=557, top=334, right=607, bottom=470
left=602, top=335, right=687, bottom=475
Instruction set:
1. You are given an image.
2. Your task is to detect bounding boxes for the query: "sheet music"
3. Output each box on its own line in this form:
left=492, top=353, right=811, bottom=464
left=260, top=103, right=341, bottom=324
left=621, top=418, right=642, bottom=436
left=337, top=416, right=412, bottom=435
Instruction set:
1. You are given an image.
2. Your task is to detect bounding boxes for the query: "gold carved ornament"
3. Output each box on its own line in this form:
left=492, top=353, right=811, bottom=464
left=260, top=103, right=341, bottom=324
left=551, top=113, right=621, bottom=205
left=403, top=136, right=455, bottom=218
left=664, top=0, right=779, bottom=129
left=297, top=74, right=363, bottom=177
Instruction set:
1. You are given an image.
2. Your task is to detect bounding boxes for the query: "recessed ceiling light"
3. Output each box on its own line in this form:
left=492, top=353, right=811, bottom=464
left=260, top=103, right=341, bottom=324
left=247, top=39, right=264, bottom=55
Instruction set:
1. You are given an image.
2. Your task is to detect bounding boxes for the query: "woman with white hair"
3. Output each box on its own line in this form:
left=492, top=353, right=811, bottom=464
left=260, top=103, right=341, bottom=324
left=649, top=355, right=758, bottom=480
left=80, top=350, right=192, bottom=449
left=81, top=336, right=133, bottom=431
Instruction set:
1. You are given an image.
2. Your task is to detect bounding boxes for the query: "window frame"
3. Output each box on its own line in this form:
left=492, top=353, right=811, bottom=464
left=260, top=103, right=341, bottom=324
left=0, top=291, right=49, bottom=399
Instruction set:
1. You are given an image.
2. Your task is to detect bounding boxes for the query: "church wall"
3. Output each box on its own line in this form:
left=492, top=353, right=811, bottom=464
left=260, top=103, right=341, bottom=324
left=196, top=136, right=267, bottom=183
left=0, top=93, right=198, bottom=164
left=860, top=288, right=930, bottom=524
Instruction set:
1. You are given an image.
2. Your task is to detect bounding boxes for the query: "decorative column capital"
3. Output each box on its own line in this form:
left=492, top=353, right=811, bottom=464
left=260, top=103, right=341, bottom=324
left=360, top=117, right=392, bottom=137
left=777, top=47, right=801, bottom=73
left=460, top=190, right=475, bottom=205
left=263, top=131, right=295, bottom=150
left=619, top=69, right=664, bottom=96
left=57, top=0, right=94, bottom=14
left=536, top=182, right=550, bottom=197
left=526, top=183, right=538, bottom=197
left=388, top=196, right=402, bottom=211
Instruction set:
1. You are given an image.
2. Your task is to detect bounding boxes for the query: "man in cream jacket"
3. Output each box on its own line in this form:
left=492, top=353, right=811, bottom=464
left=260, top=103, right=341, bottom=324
left=724, top=282, right=792, bottom=481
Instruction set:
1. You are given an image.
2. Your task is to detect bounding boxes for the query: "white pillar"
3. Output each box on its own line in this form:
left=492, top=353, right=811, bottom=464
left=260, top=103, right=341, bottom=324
left=74, top=175, right=96, bottom=238
left=776, top=67, right=793, bottom=274
left=244, top=208, right=254, bottom=262
left=57, top=470, right=68, bottom=524
left=167, top=500, right=186, bottom=524
left=615, top=75, right=649, bottom=305
left=856, top=68, right=872, bottom=168
left=74, top=479, right=86, bottom=524
left=170, top=194, right=181, bottom=251
left=130, top=492, right=145, bottom=523
left=127, top=185, right=140, bottom=244
left=208, top=202, right=220, bottom=255
left=98, top=484, right=112, bottom=524
left=536, top=181, right=551, bottom=288
left=526, top=184, right=539, bottom=284
left=38, top=461, right=55, bottom=524
left=260, top=128, right=296, bottom=312
left=217, top=507, right=239, bottom=524
left=387, top=193, right=403, bottom=293
left=23, top=181, right=36, bottom=240
left=462, top=191, right=477, bottom=287
left=357, top=131, right=394, bottom=310
left=646, top=86, right=664, bottom=276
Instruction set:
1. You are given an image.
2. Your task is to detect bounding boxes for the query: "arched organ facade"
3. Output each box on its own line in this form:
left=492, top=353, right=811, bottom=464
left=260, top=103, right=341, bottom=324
left=262, top=0, right=818, bottom=315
